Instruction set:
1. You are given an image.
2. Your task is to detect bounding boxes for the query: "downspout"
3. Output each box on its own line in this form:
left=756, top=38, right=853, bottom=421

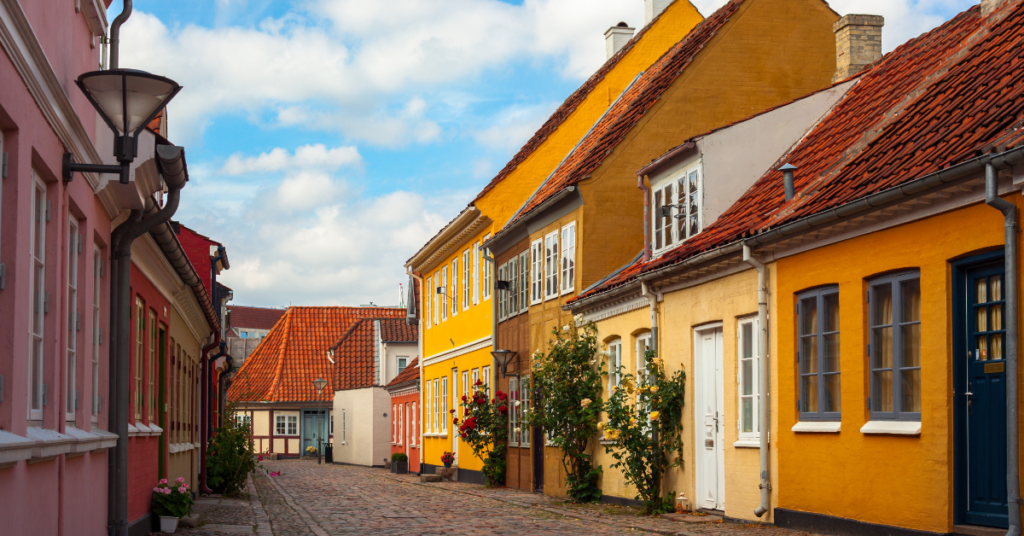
left=108, top=0, right=131, bottom=70
left=405, top=267, right=424, bottom=468
left=640, top=282, right=660, bottom=496
left=199, top=246, right=226, bottom=493
left=984, top=162, right=1021, bottom=536
left=743, top=244, right=770, bottom=518
left=639, top=174, right=652, bottom=261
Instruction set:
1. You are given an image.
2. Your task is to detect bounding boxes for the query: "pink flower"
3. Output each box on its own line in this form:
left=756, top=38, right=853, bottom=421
left=176, top=477, right=185, bottom=483
left=159, top=479, right=168, bottom=485
left=162, top=488, right=172, bottom=495
left=152, top=487, right=161, bottom=493
left=178, top=486, right=187, bottom=494
left=258, top=455, right=264, bottom=461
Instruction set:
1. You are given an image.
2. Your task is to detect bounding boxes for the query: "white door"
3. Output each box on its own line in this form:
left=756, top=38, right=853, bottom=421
left=695, top=326, right=725, bottom=511
left=451, top=368, right=459, bottom=462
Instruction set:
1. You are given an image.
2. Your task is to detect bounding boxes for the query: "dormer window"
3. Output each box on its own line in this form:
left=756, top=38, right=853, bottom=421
left=652, top=163, right=702, bottom=254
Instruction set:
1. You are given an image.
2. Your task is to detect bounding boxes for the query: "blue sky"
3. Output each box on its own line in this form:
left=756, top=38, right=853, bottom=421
left=113, top=0, right=975, bottom=308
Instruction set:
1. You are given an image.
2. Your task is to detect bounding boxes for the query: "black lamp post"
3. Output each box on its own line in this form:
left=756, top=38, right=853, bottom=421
left=491, top=349, right=518, bottom=379
left=63, top=69, right=181, bottom=184
left=313, top=378, right=328, bottom=464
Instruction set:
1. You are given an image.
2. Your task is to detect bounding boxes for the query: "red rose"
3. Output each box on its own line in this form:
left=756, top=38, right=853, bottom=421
left=461, top=395, right=467, bottom=402
left=497, top=391, right=507, bottom=401
left=475, top=380, right=483, bottom=386
left=499, top=405, right=507, bottom=413
left=453, top=418, right=459, bottom=424
left=450, top=409, right=455, bottom=414
left=491, top=398, right=495, bottom=404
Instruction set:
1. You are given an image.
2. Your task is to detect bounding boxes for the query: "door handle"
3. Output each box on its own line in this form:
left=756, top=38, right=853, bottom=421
left=966, top=383, right=973, bottom=415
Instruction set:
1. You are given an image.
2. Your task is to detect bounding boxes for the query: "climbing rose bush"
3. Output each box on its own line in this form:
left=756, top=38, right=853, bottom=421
left=456, top=380, right=508, bottom=487
left=602, top=349, right=686, bottom=514
left=526, top=316, right=605, bottom=502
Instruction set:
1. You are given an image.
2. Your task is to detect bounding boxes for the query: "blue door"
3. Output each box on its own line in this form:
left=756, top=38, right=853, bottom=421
left=955, top=256, right=1008, bottom=528
left=301, top=410, right=328, bottom=457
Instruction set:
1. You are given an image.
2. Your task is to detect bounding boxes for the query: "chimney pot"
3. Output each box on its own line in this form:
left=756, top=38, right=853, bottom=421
left=832, top=14, right=884, bottom=83
left=645, top=0, right=674, bottom=25
left=605, top=23, right=635, bottom=60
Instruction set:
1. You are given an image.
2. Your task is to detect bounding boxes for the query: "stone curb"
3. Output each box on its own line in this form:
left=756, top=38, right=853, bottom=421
left=374, top=471, right=684, bottom=536
left=247, top=476, right=274, bottom=536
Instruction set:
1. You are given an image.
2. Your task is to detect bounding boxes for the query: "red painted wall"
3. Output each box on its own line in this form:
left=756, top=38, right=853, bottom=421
left=177, top=226, right=219, bottom=298
left=390, top=391, right=421, bottom=474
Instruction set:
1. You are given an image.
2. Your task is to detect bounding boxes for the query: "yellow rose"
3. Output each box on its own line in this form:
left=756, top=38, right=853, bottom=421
left=597, top=422, right=605, bottom=430
left=650, top=385, right=659, bottom=393
left=650, top=411, right=661, bottom=421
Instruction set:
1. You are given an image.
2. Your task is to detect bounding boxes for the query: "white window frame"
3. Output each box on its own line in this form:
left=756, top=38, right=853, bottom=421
left=518, top=251, right=529, bottom=314
left=28, top=175, right=46, bottom=421
left=147, top=310, right=156, bottom=422
left=482, top=366, right=491, bottom=390
left=509, top=376, right=520, bottom=446
left=433, top=378, right=440, bottom=434
left=134, top=298, right=144, bottom=420
left=652, top=164, right=703, bottom=255
left=425, top=276, right=432, bottom=329
left=411, top=402, right=418, bottom=446
left=341, top=410, right=347, bottom=443
left=497, top=263, right=507, bottom=321
left=66, top=216, right=80, bottom=422
left=520, top=375, right=531, bottom=447
left=425, top=380, right=432, bottom=434
left=392, top=404, right=397, bottom=443
left=397, top=357, right=408, bottom=373
left=451, top=258, right=459, bottom=317
left=441, top=376, right=448, bottom=434
left=607, top=340, right=622, bottom=393
left=471, top=368, right=480, bottom=391
left=461, top=370, right=469, bottom=407
left=472, top=242, right=481, bottom=305
left=440, top=268, right=447, bottom=321
left=482, top=234, right=492, bottom=300
left=275, top=414, right=298, bottom=436
left=636, top=334, right=651, bottom=383
left=560, top=222, right=576, bottom=295
left=92, top=245, right=101, bottom=422
left=399, top=403, right=404, bottom=445
left=462, top=249, right=471, bottom=310
left=544, top=231, right=559, bottom=301
left=508, top=256, right=518, bottom=318
left=737, top=317, right=760, bottom=443
left=530, top=239, right=543, bottom=305
left=433, top=272, right=440, bottom=325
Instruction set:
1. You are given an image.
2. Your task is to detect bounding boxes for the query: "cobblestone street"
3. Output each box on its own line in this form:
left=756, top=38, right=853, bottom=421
left=170, top=460, right=821, bottom=536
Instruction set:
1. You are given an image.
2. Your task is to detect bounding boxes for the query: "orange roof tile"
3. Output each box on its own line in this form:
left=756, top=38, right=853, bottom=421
left=380, top=318, right=417, bottom=343
left=575, top=3, right=1024, bottom=302
left=385, top=357, right=420, bottom=391
left=228, top=306, right=405, bottom=402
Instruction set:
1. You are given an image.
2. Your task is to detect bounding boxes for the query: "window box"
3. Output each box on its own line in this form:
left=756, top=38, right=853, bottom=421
left=860, top=420, right=921, bottom=435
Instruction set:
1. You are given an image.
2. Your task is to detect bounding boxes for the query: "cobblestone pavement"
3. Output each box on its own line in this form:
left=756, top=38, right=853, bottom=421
left=167, top=460, right=821, bottom=536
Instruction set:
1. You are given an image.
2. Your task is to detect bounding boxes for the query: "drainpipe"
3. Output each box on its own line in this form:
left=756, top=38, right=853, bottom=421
left=639, top=174, right=652, bottom=261
left=984, top=162, right=1021, bottom=536
left=743, top=244, right=771, bottom=519
left=405, top=267, right=424, bottom=467
left=199, top=247, right=226, bottom=493
left=640, top=281, right=660, bottom=497
left=108, top=0, right=131, bottom=70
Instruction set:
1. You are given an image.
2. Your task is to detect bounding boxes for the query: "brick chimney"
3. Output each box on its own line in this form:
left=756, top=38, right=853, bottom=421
left=605, top=22, right=635, bottom=59
left=832, top=14, right=884, bottom=82
left=982, top=0, right=1017, bottom=16
left=645, top=0, right=673, bottom=25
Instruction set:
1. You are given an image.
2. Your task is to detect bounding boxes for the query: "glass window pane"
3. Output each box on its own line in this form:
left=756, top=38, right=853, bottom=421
left=874, top=327, right=893, bottom=369
left=689, top=192, right=698, bottom=220
left=742, top=359, right=753, bottom=395
left=873, top=284, right=893, bottom=326
left=677, top=178, right=687, bottom=240
left=800, top=297, right=818, bottom=335
left=801, top=336, right=818, bottom=373
left=977, top=306, right=988, bottom=332
left=741, top=398, right=753, bottom=432
left=991, top=304, right=1003, bottom=331
left=977, top=335, right=989, bottom=361
left=900, top=279, right=920, bottom=323
left=654, top=190, right=663, bottom=249
left=802, top=375, right=818, bottom=413
left=901, top=369, right=921, bottom=413
left=689, top=170, right=698, bottom=195
left=823, top=374, right=841, bottom=413
left=992, top=334, right=1004, bottom=360
left=874, top=371, right=893, bottom=412
left=976, top=277, right=988, bottom=303
left=901, top=324, right=921, bottom=368
left=742, top=323, right=753, bottom=359
left=689, top=215, right=699, bottom=237
left=990, top=275, right=1002, bottom=301
left=824, top=292, right=839, bottom=332
left=823, top=333, right=840, bottom=372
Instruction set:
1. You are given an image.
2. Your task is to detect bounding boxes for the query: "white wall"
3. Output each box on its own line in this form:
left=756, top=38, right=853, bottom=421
left=333, top=387, right=392, bottom=466
left=381, top=342, right=417, bottom=386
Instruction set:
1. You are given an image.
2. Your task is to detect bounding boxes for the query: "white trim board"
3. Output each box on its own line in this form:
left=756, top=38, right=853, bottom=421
left=422, top=335, right=492, bottom=367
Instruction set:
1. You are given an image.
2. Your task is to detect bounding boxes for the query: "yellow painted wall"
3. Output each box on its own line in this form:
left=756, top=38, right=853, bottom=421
left=586, top=268, right=779, bottom=521
left=253, top=409, right=270, bottom=437
left=421, top=347, right=494, bottom=471
left=775, top=199, right=1024, bottom=532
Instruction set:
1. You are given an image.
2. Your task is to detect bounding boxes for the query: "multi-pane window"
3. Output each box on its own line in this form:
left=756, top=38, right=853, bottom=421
left=869, top=272, right=921, bottom=420
left=433, top=272, right=440, bottom=325
left=560, top=223, right=576, bottom=294
left=425, top=276, right=432, bottom=329
left=482, top=235, right=492, bottom=300
left=397, top=357, right=408, bottom=373
left=67, top=217, right=80, bottom=421
left=148, top=311, right=156, bottom=421
left=497, top=263, right=507, bottom=321
left=509, top=376, right=520, bottom=446
left=607, top=340, right=622, bottom=392
left=636, top=334, right=651, bottom=383
left=441, top=376, right=448, bottom=433
left=508, top=256, right=519, bottom=317
left=433, top=379, right=440, bottom=434
left=92, top=247, right=102, bottom=421
left=29, top=176, right=47, bottom=421
left=134, top=298, right=144, bottom=420
left=451, top=258, right=458, bottom=317
left=518, top=251, right=529, bottom=314
left=399, top=403, right=404, bottom=444
left=652, top=167, right=702, bottom=253
left=472, top=242, right=481, bottom=304
left=482, top=366, right=491, bottom=390
left=425, top=380, right=432, bottom=434
left=520, top=375, right=531, bottom=447
left=393, top=404, right=397, bottom=443
left=341, top=410, right=347, bottom=442
left=530, top=239, right=543, bottom=304
left=275, top=414, right=298, bottom=435
left=462, top=249, right=471, bottom=310
left=440, top=268, right=447, bottom=321
left=797, top=287, right=840, bottom=420
left=411, top=402, right=418, bottom=446
left=544, top=231, right=559, bottom=300
left=471, top=369, right=480, bottom=391
left=738, top=318, right=760, bottom=439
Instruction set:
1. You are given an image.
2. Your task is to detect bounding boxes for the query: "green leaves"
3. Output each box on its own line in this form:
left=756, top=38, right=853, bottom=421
left=207, top=403, right=259, bottom=496
left=458, top=382, right=509, bottom=487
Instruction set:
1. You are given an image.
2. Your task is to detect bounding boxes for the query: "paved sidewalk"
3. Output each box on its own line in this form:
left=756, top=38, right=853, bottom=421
left=164, top=460, right=819, bottom=536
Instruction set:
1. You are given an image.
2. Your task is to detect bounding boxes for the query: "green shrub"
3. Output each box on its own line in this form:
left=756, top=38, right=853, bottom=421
left=456, top=381, right=508, bottom=487
left=391, top=452, right=408, bottom=462
left=207, top=403, right=258, bottom=496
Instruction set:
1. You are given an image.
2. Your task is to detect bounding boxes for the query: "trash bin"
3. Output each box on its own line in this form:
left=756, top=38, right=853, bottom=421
left=324, top=443, right=333, bottom=464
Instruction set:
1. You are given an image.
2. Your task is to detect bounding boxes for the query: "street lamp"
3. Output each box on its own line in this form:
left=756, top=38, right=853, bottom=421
left=313, top=378, right=328, bottom=465
left=491, top=349, right=518, bottom=379
left=63, top=69, right=182, bottom=184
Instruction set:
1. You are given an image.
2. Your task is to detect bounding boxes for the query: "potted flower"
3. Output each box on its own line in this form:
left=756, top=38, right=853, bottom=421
left=391, top=452, right=409, bottom=474
left=305, top=445, right=317, bottom=456
left=152, top=477, right=194, bottom=533
left=440, top=451, right=455, bottom=469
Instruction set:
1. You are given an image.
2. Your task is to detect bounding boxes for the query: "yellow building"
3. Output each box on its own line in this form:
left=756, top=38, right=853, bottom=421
left=406, top=0, right=707, bottom=483
left=572, top=1, right=1024, bottom=532
left=488, top=0, right=840, bottom=498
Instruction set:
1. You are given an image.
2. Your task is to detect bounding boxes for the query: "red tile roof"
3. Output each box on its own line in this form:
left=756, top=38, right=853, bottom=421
left=502, top=0, right=744, bottom=230
left=575, top=3, right=1024, bottom=302
left=380, top=318, right=417, bottom=343
left=227, top=305, right=287, bottom=334
left=385, top=357, right=420, bottom=391
left=227, top=306, right=406, bottom=402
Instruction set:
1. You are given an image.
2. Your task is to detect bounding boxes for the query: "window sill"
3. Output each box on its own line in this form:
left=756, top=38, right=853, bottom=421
left=860, top=420, right=920, bottom=436
left=0, top=430, right=35, bottom=466
left=169, top=442, right=196, bottom=454
left=25, top=427, right=75, bottom=459
left=64, top=426, right=106, bottom=454
left=792, top=421, right=841, bottom=433
left=733, top=438, right=766, bottom=448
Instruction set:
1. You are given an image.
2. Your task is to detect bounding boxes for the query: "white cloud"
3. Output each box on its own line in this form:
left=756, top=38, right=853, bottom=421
left=220, top=144, right=362, bottom=175
left=472, top=101, right=559, bottom=152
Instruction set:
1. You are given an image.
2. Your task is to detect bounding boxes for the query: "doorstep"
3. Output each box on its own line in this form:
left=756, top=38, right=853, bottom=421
left=661, top=512, right=724, bottom=523
left=954, top=525, right=1007, bottom=536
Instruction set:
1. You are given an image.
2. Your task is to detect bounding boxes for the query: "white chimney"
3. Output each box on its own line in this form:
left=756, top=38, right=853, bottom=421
left=645, top=0, right=673, bottom=25
left=605, top=22, right=635, bottom=60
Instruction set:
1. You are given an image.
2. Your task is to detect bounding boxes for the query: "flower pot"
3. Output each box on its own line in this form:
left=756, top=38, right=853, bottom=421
left=395, top=461, right=409, bottom=474
left=443, top=462, right=452, bottom=469
left=390, top=461, right=397, bottom=473
left=159, top=515, right=179, bottom=533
